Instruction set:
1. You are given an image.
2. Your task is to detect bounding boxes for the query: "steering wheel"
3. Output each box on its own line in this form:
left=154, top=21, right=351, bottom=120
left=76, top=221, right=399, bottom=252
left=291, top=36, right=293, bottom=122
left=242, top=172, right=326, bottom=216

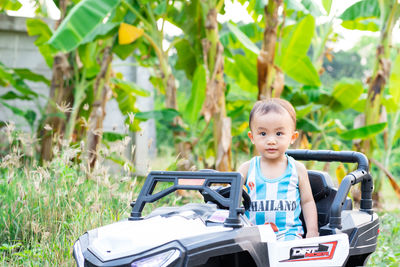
left=201, top=186, right=251, bottom=211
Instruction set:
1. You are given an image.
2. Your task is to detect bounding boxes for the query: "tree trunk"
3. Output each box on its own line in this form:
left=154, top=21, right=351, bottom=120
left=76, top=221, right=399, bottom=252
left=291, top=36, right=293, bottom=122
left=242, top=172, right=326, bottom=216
left=201, top=8, right=232, bottom=171
left=86, top=46, right=113, bottom=168
left=39, top=53, right=73, bottom=161
left=164, top=72, right=192, bottom=170
left=39, top=0, right=73, bottom=162
left=257, top=0, right=284, bottom=100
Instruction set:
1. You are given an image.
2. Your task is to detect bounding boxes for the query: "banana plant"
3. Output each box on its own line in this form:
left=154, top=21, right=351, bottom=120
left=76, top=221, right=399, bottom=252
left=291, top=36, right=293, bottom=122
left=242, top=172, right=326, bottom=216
left=170, top=0, right=234, bottom=171
left=234, top=0, right=322, bottom=99
left=221, top=0, right=389, bottom=174
left=34, top=0, right=145, bottom=166
left=118, top=0, right=234, bottom=170
left=224, top=4, right=320, bottom=116
left=338, top=0, right=400, bottom=200
left=114, top=0, right=198, bottom=169
left=339, top=0, right=399, bottom=151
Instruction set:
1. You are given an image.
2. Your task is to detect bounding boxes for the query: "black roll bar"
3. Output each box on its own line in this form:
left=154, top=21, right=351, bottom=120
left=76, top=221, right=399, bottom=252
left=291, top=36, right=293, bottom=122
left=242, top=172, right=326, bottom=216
left=129, top=171, right=244, bottom=228
left=287, top=149, right=373, bottom=230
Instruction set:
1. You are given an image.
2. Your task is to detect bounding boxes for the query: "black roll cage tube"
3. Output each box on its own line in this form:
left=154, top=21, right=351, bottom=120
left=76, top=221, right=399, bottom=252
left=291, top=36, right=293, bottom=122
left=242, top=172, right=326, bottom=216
left=128, top=171, right=244, bottom=228
left=287, top=149, right=373, bottom=230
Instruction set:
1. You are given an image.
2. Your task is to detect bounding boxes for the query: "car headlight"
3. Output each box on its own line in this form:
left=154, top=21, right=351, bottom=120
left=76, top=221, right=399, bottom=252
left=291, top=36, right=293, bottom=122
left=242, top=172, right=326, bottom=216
left=131, top=249, right=181, bottom=267
left=73, top=241, right=85, bottom=267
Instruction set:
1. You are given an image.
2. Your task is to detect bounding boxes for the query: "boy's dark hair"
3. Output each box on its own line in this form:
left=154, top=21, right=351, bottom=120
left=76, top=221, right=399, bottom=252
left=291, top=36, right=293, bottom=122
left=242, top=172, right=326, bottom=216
left=249, top=98, right=297, bottom=130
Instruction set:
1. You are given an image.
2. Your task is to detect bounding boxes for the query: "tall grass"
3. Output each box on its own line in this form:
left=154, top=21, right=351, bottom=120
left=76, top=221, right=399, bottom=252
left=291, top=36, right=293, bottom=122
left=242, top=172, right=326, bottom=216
left=0, top=126, right=142, bottom=265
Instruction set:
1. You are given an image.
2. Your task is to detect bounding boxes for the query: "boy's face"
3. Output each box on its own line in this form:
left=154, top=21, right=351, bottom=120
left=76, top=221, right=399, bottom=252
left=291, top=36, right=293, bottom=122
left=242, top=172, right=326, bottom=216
left=248, top=110, right=298, bottom=161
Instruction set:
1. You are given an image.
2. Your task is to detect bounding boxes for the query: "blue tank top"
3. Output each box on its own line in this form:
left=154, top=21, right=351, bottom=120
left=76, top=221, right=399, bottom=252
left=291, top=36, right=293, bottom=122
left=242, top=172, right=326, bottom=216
left=245, top=155, right=304, bottom=241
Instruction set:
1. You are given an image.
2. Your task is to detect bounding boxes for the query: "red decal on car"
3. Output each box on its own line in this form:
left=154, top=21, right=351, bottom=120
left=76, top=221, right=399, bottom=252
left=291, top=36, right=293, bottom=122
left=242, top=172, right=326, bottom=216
left=264, top=222, right=278, bottom=232
left=280, top=241, right=337, bottom=262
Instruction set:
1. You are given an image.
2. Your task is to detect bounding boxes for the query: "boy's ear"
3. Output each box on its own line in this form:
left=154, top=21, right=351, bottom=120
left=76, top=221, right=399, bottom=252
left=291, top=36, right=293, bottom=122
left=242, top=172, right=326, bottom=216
left=290, top=131, right=299, bottom=144
left=248, top=131, right=255, bottom=144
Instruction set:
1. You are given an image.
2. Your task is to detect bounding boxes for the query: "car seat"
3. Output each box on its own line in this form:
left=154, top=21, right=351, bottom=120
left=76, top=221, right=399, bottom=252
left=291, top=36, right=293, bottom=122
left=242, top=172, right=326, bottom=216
left=301, top=170, right=353, bottom=236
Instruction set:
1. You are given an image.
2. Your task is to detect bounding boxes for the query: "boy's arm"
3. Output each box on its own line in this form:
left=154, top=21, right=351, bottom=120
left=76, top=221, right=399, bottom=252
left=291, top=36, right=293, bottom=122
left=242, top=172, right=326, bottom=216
left=237, top=161, right=251, bottom=185
left=296, top=161, right=319, bottom=238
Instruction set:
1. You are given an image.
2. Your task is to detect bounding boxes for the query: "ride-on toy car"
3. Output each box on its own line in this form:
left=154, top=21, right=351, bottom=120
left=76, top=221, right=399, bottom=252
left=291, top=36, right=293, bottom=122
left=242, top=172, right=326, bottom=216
left=73, top=150, right=379, bottom=267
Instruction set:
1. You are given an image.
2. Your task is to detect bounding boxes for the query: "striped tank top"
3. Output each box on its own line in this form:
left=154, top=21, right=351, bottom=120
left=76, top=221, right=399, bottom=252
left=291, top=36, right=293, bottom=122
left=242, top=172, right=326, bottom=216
left=245, top=155, right=304, bottom=241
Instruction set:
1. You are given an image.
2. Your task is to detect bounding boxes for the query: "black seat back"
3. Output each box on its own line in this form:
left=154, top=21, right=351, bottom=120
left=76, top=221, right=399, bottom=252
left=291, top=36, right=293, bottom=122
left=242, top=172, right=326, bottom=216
left=308, top=170, right=334, bottom=202
left=301, top=170, right=353, bottom=235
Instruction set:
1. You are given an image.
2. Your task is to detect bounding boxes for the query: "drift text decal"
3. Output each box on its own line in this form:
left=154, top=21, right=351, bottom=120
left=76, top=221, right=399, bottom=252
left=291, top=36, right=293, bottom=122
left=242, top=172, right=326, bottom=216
left=280, top=241, right=337, bottom=262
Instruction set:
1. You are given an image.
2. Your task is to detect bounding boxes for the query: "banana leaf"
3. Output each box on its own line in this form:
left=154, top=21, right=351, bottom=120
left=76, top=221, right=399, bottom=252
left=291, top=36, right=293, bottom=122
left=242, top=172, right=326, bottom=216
left=278, top=15, right=321, bottom=86
left=184, top=65, right=206, bottom=124
left=332, top=78, right=364, bottom=108
left=0, top=0, right=22, bottom=11
left=339, top=0, right=380, bottom=31
left=0, top=100, right=36, bottom=129
left=48, top=0, right=121, bottom=52
left=339, top=122, right=387, bottom=140
left=226, top=23, right=260, bottom=55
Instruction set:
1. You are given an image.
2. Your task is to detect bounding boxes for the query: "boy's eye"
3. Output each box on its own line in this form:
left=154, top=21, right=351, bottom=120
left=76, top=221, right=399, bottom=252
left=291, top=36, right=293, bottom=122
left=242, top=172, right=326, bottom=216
left=276, top=132, right=283, bottom=136
left=260, top=132, right=266, bottom=136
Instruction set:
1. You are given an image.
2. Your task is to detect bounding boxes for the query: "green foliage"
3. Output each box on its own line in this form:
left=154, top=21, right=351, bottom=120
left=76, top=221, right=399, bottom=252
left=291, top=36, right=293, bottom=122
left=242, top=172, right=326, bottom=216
left=341, top=19, right=380, bottom=32
left=226, top=23, right=260, bottom=55
left=184, top=65, right=206, bottom=125
left=277, top=15, right=321, bottom=86
left=175, top=38, right=198, bottom=79
left=135, top=109, right=180, bottom=123
left=0, top=101, right=36, bottom=130
left=369, top=211, right=400, bottom=266
left=111, top=77, right=150, bottom=97
left=111, top=78, right=142, bottom=132
left=112, top=41, right=138, bottom=60
left=13, top=68, right=50, bottom=87
left=321, top=0, right=332, bottom=14
left=300, top=0, right=324, bottom=17
left=26, top=18, right=55, bottom=67
left=339, top=122, right=387, bottom=140
left=332, top=78, right=364, bottom=108
left=237, top=0, right=265, bottom=23
left=0, top=63, right=39, bottom=99
left=234, top=54, right=258, bottom=86
left=0, top=62, right=49, bottom=132
left=0, top=0, right=22, bottom=12
left=102, top=132, right=127, bottom=142
left=48, top=0, right=121, bottom=52
left=226, top=15, right=320, bottom=87
left=389, top=54, right=400, bottom=106
left=340, top=0, right=380, bottom=20
left=339, top=0, right=380, bottom=32
left=78, top=43, right=101, bottom=78
left=224, top=51, right=258, bottom=93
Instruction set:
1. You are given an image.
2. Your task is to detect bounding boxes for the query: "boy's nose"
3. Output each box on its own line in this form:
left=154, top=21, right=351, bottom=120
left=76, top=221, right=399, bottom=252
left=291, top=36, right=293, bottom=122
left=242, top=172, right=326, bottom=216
left=267, top=137, right=276, bottom=145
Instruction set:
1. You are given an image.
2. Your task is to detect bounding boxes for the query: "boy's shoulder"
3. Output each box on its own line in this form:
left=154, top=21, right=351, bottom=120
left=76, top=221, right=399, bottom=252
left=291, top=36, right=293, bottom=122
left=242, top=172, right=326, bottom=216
left=291, top=158, right=308, bottom=177
left=238, top=160, right=252, bottom=182
left=238, top=160, right=252, bottom=173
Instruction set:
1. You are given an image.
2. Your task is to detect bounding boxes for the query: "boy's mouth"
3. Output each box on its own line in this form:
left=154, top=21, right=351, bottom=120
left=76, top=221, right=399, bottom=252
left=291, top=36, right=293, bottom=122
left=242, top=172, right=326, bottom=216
left=266, top=148, right=278, bottom=153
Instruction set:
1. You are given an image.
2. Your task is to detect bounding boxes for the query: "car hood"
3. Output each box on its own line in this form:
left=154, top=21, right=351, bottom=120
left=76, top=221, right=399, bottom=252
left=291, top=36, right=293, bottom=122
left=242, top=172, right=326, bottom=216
left=87, top=213, right=233, bottom=262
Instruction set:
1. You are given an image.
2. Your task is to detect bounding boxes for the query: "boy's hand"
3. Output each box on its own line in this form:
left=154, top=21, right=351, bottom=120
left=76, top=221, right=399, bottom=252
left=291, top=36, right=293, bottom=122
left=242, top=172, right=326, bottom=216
left=306, top=231, right=319, bottom=238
